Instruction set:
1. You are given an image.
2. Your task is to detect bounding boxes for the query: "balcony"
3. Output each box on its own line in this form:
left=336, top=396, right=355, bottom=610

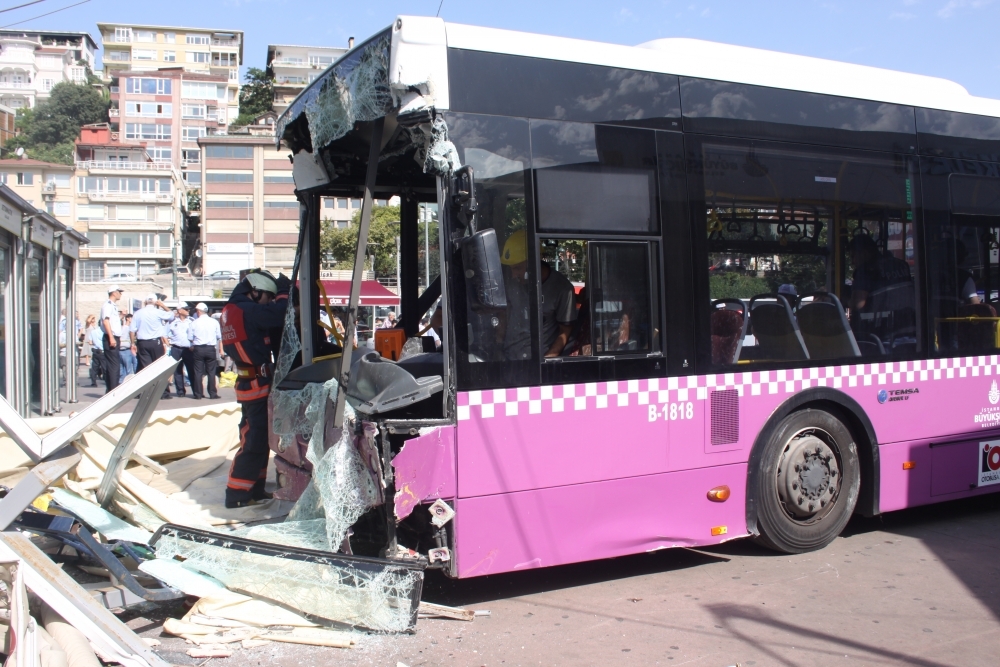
left=86, top=221, right=173, bottom=232
left=108, top=108, right=120, bottom=118
left=76, top=161, right=173, bottom=172
left=211, top=38, right=240, bottom=48
left=86, top=191, right=173, bottom=203
left=181, top=159, right=201, bottom=167
left=0, top=81, right=31, bottom=90
left=272, top=58, right=308, bottom=68
left=86, top=246, right=171, bottom=257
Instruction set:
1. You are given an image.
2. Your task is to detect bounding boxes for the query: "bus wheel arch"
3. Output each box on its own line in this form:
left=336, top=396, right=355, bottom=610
left=745, top=388, right=879, bottom=548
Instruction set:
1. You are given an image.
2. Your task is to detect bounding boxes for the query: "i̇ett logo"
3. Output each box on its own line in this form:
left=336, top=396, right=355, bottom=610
left=990, top=380, right=1000, bottom=406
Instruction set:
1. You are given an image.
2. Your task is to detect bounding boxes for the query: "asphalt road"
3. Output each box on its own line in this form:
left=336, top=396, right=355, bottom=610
left=136, top=493, right=1000, bottom=667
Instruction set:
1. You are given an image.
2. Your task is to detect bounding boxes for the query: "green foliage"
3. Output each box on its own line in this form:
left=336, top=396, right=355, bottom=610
left=186, top=189, right=201, bottom=212
left=233, top=67, right=273, bottom=129
left=709, top=271, right=771, bottom=300
left=321, top=205, right=402, bottom=275
left=6, top=82, right=107, bottom=164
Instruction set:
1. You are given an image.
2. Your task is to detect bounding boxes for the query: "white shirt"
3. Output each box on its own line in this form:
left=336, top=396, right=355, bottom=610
left=189, top=314, right=222, bottom=346
left=100, top=300, right=122, bottom=337
left=168, top=317, right=192, bottom=347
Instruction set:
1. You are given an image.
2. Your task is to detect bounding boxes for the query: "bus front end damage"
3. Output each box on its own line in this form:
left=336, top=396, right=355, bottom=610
left=189, top=16, right=470, bottom=628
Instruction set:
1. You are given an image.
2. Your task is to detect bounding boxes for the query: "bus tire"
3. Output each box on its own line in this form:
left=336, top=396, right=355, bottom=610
left=754, top=408, right=860, bottom=554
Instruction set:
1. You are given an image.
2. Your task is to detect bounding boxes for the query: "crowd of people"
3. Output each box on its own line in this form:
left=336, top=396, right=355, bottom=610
left=78, top=285, right=225, bottom=399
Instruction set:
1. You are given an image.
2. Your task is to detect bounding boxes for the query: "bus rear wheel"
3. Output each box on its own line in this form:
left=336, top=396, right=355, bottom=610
left=754, top=409, right=860, bottom=554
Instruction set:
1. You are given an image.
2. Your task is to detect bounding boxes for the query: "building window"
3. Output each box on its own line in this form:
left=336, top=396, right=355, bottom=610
left=182, top=149, right=201, bottom=164
left=0, top=173, right=7, bottom=185
left=148, top=147, right=172, bottom=162
left=126, top=78, right=171, bottom=95
left=113, top=27, right=131, bottom=43
left=308, top=55, right=334, bottom=67
left=48, top=201, right=71, bottom=216
left=164, top=32, right=175, bottom=42
left=41, top=79, right=54, bottom=91
left=77, top=204, right=104, bottom=220
left=206, top=172, right=253, bottom=182
left=181, top=104, right=204, bottom=118
left=212, top=52, right=237, bottom=67
left=205, top=200, right=251, bottom=208
left=264, top=201, right=298, bottom=208
left=181, top=82, right=224, bottom=100
left=106, top=50, right=129, bottom=62
left=350, top=199, right=361, bottom=208
left=132, top=49, right=156, bottom=61
left=134, top=30, right=155, bottom=42
left=264, top=175, right=294, bottom=183
left=184, top=171, right=201, bottom=185
left=163, top=50, right=176, bottom=62
left=186, top=51, right=210, bottom=64
left=338, top=198, right=348, bottom=209
left=125, top=123, right=171, bottom=140
left=125, top=102, right=171, bottom=117
left=204, top=145, right=253, bottom=159
left=185, top=34, right=210, bottom=45
left=16, top=172, right=32, bottom=185
left=265, top=246, right=296, bottom=264
left=181, top=126, right=206, bottom=142
left=48, top=173, right=70, bottom=188
left=229, top=69, right=238, bottom=81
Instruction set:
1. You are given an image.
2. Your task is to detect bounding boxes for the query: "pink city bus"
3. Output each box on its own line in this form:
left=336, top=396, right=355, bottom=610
left=273, top=16, right=1000, bottom=578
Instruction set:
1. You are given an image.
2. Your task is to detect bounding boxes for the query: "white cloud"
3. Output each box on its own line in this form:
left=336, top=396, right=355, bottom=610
left=938, top=0, right=992, bottom=18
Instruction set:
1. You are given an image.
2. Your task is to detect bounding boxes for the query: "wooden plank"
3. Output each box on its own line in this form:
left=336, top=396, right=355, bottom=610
left=417, top=601, right=475, bottom=622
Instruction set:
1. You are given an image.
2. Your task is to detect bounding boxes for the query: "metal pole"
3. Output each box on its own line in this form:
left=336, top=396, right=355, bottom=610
left=334, top=117, right=384, bottom=429
left=246, top=201, right=252, bottom=269
left=395, top=234, right=400, bottom=302
left=424, top=205, right=430, bottom=288
left=171, top=220, right=177, bottom=299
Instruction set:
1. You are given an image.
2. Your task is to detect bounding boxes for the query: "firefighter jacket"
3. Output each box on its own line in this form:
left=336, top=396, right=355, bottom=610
left=221, top=288, right=288, bottom=402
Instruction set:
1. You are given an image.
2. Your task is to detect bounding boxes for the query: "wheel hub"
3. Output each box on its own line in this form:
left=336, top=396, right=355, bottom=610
left=776, top=434, right=839, bottom=519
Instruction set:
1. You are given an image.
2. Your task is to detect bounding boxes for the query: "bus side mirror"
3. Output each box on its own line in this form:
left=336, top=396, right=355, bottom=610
left=459, top=228, right=507, bottom=310
left=450, top=165, right=478, bottom=229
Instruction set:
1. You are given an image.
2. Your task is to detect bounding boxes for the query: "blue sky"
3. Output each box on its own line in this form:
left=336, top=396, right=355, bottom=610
left=9, top=0, right=1000, bottom=99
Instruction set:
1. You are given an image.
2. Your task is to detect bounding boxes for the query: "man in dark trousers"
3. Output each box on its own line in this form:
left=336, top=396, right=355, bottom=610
left=221, top=269, right=289, bottom=508
left=100, top=285, right=124, bottom=392
left=188, top=303, right=222, bottom=400
left=129, top=293, right=175, bottom=399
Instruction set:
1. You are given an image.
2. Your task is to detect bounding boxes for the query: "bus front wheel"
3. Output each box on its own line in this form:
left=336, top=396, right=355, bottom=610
left=754, top=409, right=860, bottom=554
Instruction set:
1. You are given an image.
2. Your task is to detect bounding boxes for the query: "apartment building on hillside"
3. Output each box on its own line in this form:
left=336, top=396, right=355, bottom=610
left=110, top=68, right=229, bottom=186
left=0, top=158, right=75, bottom=224
left=0, top=30, right=96, bottom=109
left=73, top=123, right=182, bottom=281
left=98, top=23, right=242, bottom=122
left=266, top=43, right=348, bottom=115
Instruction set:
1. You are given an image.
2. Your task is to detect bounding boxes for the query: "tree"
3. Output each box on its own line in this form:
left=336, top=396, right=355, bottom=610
left=320, top=205, right=402, bottom=276
left=231, top=67, right=273, bottom=129
left=6, top=82, right=107, bottom=164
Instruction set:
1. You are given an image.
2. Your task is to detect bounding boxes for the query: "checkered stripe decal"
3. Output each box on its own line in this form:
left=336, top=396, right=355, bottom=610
left=456, top=355, right=1000, bottom=421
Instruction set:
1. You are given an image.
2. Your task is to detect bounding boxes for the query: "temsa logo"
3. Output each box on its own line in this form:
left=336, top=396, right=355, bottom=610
left=983, top=444, right=1000, bottom=473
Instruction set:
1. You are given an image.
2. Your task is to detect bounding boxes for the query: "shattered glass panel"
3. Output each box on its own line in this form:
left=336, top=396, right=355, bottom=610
left=153, top=531, right=421, bottom=632
left=277, top=31, right=393, bottom=153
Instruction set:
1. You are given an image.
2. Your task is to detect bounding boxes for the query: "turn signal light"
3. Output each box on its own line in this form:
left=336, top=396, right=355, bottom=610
left=903, top=461, right=916, bottom=470
left=707, top=485, right=731, bottom=502
left=711, top=526, right=728, bottom=536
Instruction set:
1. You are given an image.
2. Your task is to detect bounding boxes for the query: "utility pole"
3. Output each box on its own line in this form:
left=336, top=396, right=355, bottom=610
left=171, top=219, right=178, bottom=299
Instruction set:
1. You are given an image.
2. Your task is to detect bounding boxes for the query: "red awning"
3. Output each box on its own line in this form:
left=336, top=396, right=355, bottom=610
left=318, top=280, right=399, bottom=307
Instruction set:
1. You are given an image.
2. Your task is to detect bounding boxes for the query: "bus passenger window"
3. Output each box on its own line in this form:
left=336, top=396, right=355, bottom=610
left=591, top=243, right=656, bottom=354
left=694, top=138, right=918, bottom=366
left=539, top=239, right=587, bottom=357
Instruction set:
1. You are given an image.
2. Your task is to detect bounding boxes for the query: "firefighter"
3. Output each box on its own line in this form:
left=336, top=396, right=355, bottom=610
left=220, top=269, right=290, bottom=508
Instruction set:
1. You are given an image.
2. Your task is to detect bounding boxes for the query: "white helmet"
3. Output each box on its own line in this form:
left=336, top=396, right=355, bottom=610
left=244, top=269, right=277, bottom=294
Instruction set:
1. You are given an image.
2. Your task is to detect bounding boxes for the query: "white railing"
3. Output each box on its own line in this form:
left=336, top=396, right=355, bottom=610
left=0, top=82, right=30, bottom=89
left=85, top=247, right=171, bottom=256
left=211, top=38, right=240, bottom=47
left=272, top=58, right=307, bottom=67
left=86, top=191, right=173, bottom=203
left=76, top=161, right=172, bottom=171
left=108, top=108, right=120, bottom=117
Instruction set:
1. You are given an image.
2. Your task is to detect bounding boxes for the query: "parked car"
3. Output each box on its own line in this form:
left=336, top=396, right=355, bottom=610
left=208, top=270, right=238, bottom=280
left=146, top=267, right=193, bottom=281
left=103, top=273, right=137, bottom=282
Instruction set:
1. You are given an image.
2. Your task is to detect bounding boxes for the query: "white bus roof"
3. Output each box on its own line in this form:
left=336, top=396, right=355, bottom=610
left=443, top=22, right=1000, bottom=119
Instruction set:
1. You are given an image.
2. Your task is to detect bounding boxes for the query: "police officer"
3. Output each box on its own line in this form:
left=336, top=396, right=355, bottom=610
left=189, top=303, right=222, bottom=400
left=130, top=293, right=175, bottom=399
left=221, top=269, right=289, bottom=508
left=100, top=285, right=124, bottom=392
left=168, top=307, right=195, bottom=396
